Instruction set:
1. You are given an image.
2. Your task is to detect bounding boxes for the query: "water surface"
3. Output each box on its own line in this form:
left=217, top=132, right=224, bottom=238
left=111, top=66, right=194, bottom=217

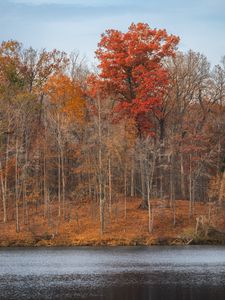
left=0, top=246, right=225, bottom=299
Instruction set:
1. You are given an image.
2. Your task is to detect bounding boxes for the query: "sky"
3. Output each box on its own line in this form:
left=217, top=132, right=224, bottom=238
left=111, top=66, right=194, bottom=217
left=0, top=0, right=225, bottom=67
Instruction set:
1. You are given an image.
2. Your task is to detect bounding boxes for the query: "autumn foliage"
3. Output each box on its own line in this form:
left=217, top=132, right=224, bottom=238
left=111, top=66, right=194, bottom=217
left=0, top=23, right=225, bottom=244
left=44, top=73, right=85, bottom=123
left=93, top=23, right=179, bottom=133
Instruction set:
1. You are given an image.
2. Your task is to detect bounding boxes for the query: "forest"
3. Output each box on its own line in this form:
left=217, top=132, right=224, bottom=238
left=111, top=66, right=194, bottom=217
left=0, top=23, right=225, bottom=246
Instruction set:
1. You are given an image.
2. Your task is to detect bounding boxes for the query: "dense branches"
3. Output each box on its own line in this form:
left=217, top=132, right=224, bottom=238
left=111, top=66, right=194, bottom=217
left=0, top=24, right=225, bottom=236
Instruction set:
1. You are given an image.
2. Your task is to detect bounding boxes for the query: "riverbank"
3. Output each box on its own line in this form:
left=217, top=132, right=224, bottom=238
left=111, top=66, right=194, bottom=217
left=1, top=198, right=225, bottom=247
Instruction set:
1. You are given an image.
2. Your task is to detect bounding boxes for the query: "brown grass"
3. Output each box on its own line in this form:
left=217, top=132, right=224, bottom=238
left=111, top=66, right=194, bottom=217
left=0, top=197, right=224, bottom=246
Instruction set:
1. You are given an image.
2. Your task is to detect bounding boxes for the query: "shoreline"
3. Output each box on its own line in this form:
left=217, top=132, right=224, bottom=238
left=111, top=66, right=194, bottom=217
left=1, top=237, right=225, bottom=247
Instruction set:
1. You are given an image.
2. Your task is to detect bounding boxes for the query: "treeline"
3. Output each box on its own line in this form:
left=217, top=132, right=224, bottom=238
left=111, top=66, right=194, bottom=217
left=0, top=23, right=225, bottom=234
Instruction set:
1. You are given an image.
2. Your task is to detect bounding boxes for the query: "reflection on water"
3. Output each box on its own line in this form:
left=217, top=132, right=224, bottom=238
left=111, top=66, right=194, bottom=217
left=0, top=246, right=225, bottom=299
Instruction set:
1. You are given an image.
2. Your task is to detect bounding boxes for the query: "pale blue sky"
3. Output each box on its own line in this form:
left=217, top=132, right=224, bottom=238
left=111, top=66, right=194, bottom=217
left=1, top=0, right=225, bottom=67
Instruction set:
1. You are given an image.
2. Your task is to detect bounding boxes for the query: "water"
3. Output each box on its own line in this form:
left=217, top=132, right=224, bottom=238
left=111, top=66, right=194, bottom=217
left=0, top=246, right=225, bottom=299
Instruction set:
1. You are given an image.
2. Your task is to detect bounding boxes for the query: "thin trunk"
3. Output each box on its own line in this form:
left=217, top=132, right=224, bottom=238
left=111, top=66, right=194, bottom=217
left=4, top=133, right=9, bottom=222
left=169, top=151, right=176, bottom=226
left=172, top=187, right=176, bottom=227
left=147, top=177, right=151, bottom=233
left=160, top=173, right=163, bottom=200
left=98, top=96, right=104, bottom=235
left=58, top=152, right=61, bottom=218
left=192, top=179, right=195, bottom=215
left=57, top=112, right=61, bottom=218
left=189, top=154, right=192, bottom=219
left=140, top=158, right=147, bottom=208
left=173, top=199, right=176, bottom=227
left=61, top=148, right=65, bottom=220
left=23, top=140, right=29, bottom=225
left=43, top=109, right=48, bottom=218
left=47, top=189, right=51, bottom=225
left=217, top=140, right=221, bottom=177
left=147, top=150, right=156, bottom=233
left=0, top=161, right=7, bottom=223
left=171, top=155, right=176, bottom=226
left=130, top=155, right=134, bottom=197
left=218, top=170, right=225, bottom=205
left=124, top=163, right=127, bottom=219
left=15, top=138, right=19, bottom=233
left=169, top=168, right=173, bottom=209
left=159, top=145, right=163, bottom=200
left=43, top=143, right=48, bottom=218
left=180, top=152, right=185, bottom=199
left=108, top=156, right=112, bottom=214
left=88, top=153, right=92, bottom=198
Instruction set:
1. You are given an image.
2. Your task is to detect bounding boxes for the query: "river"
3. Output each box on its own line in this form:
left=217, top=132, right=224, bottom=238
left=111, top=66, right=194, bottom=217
left=0, top=246, right=225, bottom=299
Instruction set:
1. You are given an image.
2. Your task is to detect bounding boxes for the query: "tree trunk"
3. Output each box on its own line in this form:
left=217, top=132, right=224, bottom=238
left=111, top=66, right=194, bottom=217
left=58, top=152, right=61, bottom=218
left=43, top=142, right=48, bottom=218
left=147, top=151, right=156, bottom=233
left=57, top=112, right=61, bottom=218
left=180, top=152, right=185, bottom=199
left=3, top=133, right=9, bottom=222
left=130, top=155, right=134, bottom=197
left=124, top=163, right=127, bottom=219
left=23, top=138, right=29, bottom=225
left=108, top=156, right=112, bottom=214
left=189, top=154, right=192, bottom=219
left=15, top=138, right=20, bottom=233
left=98, top=96, right=104, bottom=235
left=140, top=158, right=148, bottom=209
left=218, top=170, right=225, bottom=205
left=0, top=161, right=7, bottom=223
left=61, top=148, right=65, bottom=220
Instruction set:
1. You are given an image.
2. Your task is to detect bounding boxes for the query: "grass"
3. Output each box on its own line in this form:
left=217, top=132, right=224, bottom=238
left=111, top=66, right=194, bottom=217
left=0, top=197, right=224, bottom=246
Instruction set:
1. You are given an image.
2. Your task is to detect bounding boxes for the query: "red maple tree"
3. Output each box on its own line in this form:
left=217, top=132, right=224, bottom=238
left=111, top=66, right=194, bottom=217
left=94, top=22, right=179, bottom=134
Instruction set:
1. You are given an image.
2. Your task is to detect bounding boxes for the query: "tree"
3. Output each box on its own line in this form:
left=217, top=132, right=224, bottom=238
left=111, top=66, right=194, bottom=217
left=44, top=72, right=85, bottom=219
left=95, top=22, right=179, bottom=134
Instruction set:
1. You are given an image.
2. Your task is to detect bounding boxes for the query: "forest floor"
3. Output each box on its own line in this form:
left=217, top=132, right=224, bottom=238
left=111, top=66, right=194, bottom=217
left=0, top=197, right=225, bottom=247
